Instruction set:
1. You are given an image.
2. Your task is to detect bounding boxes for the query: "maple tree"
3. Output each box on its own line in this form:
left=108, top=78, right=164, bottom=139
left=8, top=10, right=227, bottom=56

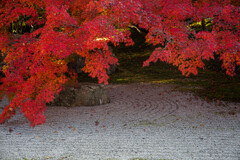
left=0, top=0, right=239, bottom=126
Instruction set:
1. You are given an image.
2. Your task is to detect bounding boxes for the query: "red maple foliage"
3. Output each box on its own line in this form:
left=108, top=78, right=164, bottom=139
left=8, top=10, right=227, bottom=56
left=0, top=0, right=239, bottom=126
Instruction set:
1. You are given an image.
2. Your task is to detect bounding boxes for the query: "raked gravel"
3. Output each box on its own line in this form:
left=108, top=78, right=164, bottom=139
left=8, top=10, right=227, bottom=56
left=0, top=83, right=240, bottom=160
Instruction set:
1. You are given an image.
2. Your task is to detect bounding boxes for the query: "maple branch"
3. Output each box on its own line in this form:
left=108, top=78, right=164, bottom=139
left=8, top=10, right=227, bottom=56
left=162, top=37, right=172, bottom=50
left=128, top=25, right=141, bottom=33
left=64, top=26, right=81, bottom=35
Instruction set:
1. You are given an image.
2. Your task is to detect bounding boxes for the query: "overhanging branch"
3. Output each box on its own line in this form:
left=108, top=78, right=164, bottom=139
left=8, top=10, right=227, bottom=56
left=128, top=25, right=141, bottom=33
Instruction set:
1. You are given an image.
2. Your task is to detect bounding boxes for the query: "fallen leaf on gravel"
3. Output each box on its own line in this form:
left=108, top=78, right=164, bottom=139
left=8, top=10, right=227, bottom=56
left=100, top=119, right=104, bottom=121
left=73, top=128, right=76, bottom=131
left=68, top=126, right=73, bottom=129
left=228, top=111, right=236, bottom=115
left=95, top=121, right=99, bottom=126
left=200, top=124, right=204, bottom=127
left=9, top=128, right=13, bottom=133
left=16, top=133, right=21, bottom=135
left=102, top=125, right=105, bottom=128
left=36, top=136, right=40, bottom=138
left=53, top=131, right=58, bottom=133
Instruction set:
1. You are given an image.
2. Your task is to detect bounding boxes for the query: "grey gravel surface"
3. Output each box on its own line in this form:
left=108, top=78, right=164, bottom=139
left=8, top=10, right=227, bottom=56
left=0, top=83, right=240, bottom=160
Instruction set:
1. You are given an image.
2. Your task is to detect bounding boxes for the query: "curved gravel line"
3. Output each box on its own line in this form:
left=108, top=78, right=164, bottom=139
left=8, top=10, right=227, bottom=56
left=0, top=83, right=239, bottom=160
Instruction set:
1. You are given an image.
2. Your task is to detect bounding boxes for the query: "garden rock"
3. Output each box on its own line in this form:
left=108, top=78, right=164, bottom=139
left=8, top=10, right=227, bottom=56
left=48, top=83, right=110, bottom=107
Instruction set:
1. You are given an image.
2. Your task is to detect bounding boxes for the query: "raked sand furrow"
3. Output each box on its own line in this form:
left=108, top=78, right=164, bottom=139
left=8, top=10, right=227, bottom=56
left=0, top=83, right=239, bottom=160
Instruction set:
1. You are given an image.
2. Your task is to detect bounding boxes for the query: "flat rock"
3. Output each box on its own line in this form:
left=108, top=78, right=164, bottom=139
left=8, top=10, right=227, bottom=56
left=48, top=83, right=110, bottom=107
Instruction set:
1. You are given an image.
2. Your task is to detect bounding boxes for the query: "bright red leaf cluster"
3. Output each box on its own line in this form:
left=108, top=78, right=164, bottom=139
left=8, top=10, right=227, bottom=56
left=0, top=0, right=239, bottom=126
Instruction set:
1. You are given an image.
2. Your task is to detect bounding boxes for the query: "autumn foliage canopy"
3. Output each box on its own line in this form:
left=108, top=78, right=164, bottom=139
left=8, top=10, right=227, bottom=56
left=0, top=0, right=239, bottom=126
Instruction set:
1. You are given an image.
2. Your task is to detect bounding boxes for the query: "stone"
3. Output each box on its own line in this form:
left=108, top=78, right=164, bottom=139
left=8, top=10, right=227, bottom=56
left=48, top=83, right=110, bottom=107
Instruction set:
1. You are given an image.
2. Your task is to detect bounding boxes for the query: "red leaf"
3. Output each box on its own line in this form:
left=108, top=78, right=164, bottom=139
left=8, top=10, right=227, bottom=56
left=9, top=128, right=13, bottom=133
left=95, top=121, right=99, bottom=126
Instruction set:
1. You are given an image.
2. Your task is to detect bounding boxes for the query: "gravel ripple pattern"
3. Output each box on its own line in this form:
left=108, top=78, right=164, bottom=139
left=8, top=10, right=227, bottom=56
left=0, top=83, right=240, bottom=160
